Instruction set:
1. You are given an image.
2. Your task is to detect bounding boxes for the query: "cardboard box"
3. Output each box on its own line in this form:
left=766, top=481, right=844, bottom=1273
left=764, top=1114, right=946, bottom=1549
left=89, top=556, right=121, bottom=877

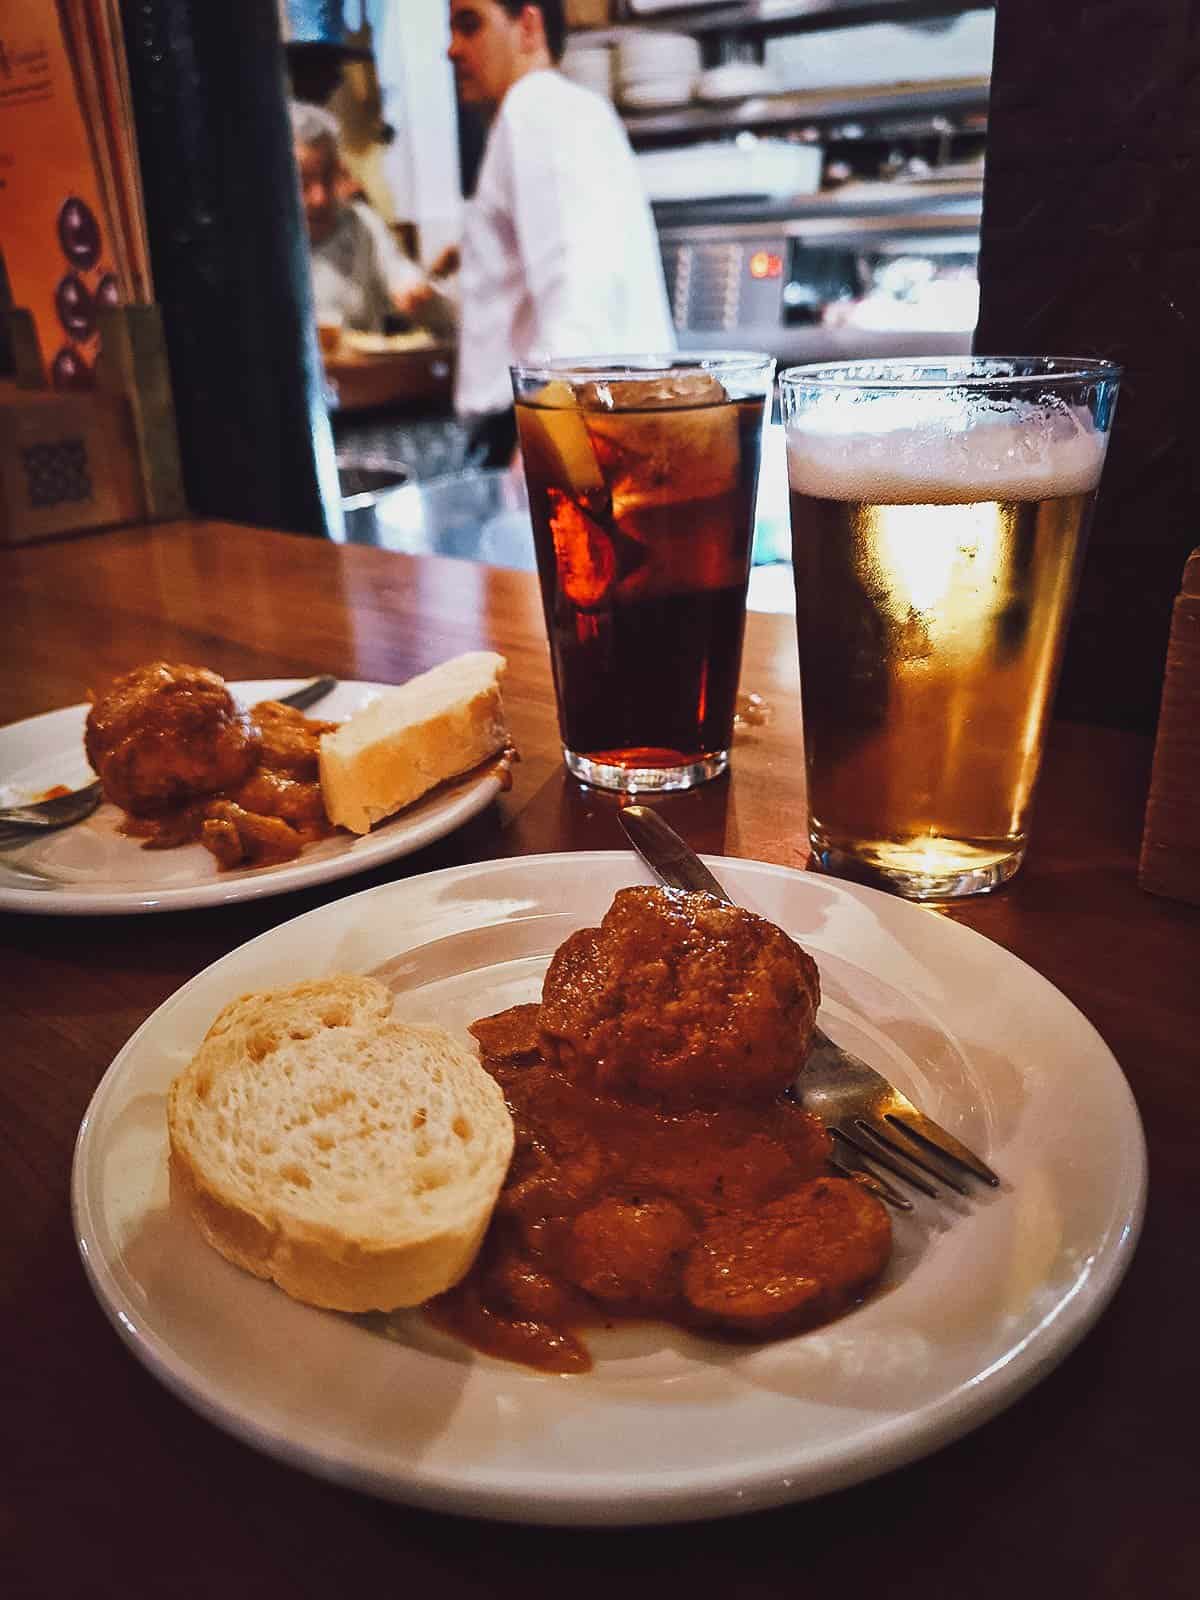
left=0, top=382, right=145, bottom=544
left=565, top=0, right=612, bottom=29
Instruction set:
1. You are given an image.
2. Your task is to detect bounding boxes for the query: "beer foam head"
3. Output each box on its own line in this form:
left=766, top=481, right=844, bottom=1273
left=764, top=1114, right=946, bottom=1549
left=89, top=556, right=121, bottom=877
left=786, top=393, right=1109, bottom=503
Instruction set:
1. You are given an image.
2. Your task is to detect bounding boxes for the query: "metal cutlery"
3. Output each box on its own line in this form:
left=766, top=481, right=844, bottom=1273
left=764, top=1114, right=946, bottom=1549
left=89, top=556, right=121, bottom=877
left=0, top=781, right=104, bottom=835
left=269, top=674, right=339, bottom=713
left=0, top=674, right=339, bottom=837
left=617, top=802, right=1001, bottom=1211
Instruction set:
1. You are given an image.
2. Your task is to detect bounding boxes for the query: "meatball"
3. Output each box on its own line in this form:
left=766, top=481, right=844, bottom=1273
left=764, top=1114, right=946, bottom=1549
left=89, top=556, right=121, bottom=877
left=538, top=886, right=820, bottom=1106
left=200, top=801, right=305, bottom=868
left=251, top=699, right=336, bottom=779
left=561, top=1194, right=695, bottom=1309
left=483, top=1247, right=584, bottom=1326
left=469, top=1003, right=543, bottom=1063
left=84, top=663, right=260, bottom=815
left=682, top=1178, right=891, bottom=1338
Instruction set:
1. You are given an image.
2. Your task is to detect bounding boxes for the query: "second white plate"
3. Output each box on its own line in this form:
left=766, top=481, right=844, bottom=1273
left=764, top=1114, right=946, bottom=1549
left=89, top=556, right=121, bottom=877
left=0, top=680, right=506, bottom=915
left=72, top=852, right=1147, bottom=1524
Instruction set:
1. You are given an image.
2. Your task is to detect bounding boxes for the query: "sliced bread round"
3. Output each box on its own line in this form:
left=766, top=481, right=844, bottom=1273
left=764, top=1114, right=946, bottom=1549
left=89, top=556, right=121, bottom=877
left=167, top=975, right=514, bottom=1313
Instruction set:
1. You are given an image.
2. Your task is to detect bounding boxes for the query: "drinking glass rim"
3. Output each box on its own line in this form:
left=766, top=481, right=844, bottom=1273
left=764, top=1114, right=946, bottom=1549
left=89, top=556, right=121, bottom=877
left=512, top=351, right=777, bottom=384
left=778, top=356, right=1122, bottom=391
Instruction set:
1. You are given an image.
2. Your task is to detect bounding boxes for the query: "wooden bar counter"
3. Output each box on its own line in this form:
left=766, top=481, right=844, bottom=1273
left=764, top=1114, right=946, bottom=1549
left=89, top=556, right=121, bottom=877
left=2, top=521, right=1196, bottom=1599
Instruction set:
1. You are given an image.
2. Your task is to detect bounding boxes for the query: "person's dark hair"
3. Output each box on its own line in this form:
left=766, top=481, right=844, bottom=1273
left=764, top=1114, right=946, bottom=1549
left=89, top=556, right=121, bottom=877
left=497, top=0, right=566, bottom=63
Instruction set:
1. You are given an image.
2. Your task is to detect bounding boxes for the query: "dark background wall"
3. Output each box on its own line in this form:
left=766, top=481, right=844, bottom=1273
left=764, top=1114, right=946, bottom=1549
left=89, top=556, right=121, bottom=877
left=975, top=0, right=1200, bottom=734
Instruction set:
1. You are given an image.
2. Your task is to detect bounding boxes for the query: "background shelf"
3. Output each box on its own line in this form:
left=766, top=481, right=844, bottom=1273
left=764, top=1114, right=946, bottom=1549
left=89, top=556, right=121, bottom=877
left=582, top=0, right=994, bottom=41
left=620, top=75, right=990, bottom=141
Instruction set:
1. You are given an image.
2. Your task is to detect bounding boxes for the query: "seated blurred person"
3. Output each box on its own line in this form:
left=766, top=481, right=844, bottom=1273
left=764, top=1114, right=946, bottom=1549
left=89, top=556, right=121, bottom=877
left=290, top=101, right=453, bottom=336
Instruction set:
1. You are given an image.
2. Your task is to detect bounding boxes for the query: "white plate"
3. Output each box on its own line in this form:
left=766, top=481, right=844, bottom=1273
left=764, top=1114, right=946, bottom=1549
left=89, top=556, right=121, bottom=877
left=696, top=65, right=778, bottom=103
left=72, top=852, right=1146, bottom=1525
left=620, top=78, right=697, bottom=110
left=0, top=681, right=505, bottom=916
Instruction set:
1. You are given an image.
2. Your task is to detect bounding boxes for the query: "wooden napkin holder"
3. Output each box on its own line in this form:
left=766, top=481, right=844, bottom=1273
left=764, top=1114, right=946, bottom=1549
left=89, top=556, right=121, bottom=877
left=1139, top=547, right=1200, bottom=905
left=0, top=302, right=186, bottom=545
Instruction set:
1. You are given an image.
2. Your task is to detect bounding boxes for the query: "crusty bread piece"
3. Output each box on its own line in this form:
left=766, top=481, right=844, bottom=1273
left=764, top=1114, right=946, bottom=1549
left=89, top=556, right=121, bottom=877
left=166, top=976, right=514, bottom=1313
left=318, top=651, right=508, bottom=835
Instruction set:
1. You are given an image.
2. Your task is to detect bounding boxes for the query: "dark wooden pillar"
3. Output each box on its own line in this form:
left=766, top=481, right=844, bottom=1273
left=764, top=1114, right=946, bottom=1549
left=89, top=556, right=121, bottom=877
left=975, top=0, right=1200, bottom=733
left=120, top=0, right=343, bottom=539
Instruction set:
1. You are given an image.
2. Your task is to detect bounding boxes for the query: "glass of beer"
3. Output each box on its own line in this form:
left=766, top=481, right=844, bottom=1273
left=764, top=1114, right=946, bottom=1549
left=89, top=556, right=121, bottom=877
left=512, top=353, right=775, bottom=792
left=780, top=356, right=1121, bottom=899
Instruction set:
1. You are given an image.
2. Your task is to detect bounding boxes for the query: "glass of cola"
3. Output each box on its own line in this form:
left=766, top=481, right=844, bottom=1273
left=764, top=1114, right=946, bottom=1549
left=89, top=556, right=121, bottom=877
left=512, top=352, right=776, bottom=793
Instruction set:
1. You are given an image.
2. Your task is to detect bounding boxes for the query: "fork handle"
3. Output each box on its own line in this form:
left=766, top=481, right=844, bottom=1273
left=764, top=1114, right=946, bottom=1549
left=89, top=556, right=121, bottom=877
left=276, top=675, right=337, bottom=712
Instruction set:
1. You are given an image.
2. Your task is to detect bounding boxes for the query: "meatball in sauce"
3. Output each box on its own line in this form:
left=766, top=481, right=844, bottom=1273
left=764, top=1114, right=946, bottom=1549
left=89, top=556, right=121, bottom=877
left=84, top=663, right=338, bottom=868
left=427, top=890, right=891, bottom=1374
left=84, top=662, right=258, bottom=815
left=540, top=885, right=822, bottom=1105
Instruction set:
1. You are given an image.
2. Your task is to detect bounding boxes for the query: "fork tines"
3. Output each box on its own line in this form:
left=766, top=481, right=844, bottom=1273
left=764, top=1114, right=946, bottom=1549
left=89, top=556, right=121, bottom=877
left=829, top=1109, right=999, bottom=1211
left=795, top=1028, right=1001, bottom=1212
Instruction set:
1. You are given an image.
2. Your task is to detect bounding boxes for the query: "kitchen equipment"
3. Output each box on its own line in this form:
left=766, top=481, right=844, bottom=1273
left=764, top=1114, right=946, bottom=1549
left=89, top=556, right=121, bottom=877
left=654, top=188, right=982, bottom=365
left=637, top=140, right=823, bottom=202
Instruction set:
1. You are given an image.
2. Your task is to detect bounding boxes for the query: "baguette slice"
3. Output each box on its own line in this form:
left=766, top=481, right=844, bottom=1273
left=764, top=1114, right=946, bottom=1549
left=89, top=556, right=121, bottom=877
left=167, top=976, right=514, bottom=1313
left=319, top=651, right=509, bottom=834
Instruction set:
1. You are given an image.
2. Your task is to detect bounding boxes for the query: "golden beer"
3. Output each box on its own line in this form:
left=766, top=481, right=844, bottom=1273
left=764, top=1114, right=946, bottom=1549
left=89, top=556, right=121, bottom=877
left=781, top=358, right=1119, bottom=898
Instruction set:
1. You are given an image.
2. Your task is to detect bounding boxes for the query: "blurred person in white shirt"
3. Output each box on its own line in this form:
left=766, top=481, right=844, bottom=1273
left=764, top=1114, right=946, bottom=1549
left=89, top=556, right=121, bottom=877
left=290, top=101, right=454, bottom=337
left=448, top=0, right=674, bottom=464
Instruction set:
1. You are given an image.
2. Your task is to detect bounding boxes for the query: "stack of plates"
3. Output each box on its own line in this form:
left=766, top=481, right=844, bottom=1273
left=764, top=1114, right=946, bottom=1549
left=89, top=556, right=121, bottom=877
left=636, top=138, right=822, bottom=201
left=626, top=0, right=727, bottom=11
left=561, top=43, right=614, bottom=100
left=696, top=62, right=778, bottom=103
left=615, top=31, right=701, bottom=111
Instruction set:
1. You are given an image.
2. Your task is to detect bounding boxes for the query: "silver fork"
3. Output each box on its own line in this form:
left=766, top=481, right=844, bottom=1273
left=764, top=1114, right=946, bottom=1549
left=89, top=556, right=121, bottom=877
left=0, top=674, right=339, bottom=839
left=618, top=804, right=1001, bottom=1212
left=0, top=781, right=104, bottom=834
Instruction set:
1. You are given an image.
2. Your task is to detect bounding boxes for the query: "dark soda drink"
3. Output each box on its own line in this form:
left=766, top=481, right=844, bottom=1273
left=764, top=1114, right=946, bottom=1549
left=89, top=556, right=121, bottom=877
left=514, top=361, right=772, bottom=791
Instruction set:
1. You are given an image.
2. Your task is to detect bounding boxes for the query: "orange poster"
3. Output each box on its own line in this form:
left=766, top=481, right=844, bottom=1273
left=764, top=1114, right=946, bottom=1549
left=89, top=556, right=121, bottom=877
left=0, top=0, right=120, bottom=387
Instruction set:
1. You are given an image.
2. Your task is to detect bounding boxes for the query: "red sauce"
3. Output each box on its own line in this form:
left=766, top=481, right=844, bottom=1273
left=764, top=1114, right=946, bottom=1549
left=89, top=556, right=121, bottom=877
left=117, top=724, right=516, bottom=870
left=425, top=1002, right=891, bottom=1374
left=117, top=698, right=338, bottom=868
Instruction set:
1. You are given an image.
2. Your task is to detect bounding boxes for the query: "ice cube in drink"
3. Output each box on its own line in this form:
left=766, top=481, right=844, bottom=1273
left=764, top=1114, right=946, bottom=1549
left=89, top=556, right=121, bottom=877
left=575, top=373, right=745, bottom=600
left=517, top=378, right=606, bottom=500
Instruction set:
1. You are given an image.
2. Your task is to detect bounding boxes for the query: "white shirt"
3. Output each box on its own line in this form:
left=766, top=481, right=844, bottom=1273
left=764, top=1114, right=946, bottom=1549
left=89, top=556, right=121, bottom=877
left=310, top=201, right=425, bottom=332
left=455, top=70, right=675, bottom=417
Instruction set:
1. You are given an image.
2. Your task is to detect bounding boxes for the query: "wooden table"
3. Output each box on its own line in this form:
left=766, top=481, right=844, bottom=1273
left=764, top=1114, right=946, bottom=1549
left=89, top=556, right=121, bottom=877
left=3, top=520, right=1197, bottom=1599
